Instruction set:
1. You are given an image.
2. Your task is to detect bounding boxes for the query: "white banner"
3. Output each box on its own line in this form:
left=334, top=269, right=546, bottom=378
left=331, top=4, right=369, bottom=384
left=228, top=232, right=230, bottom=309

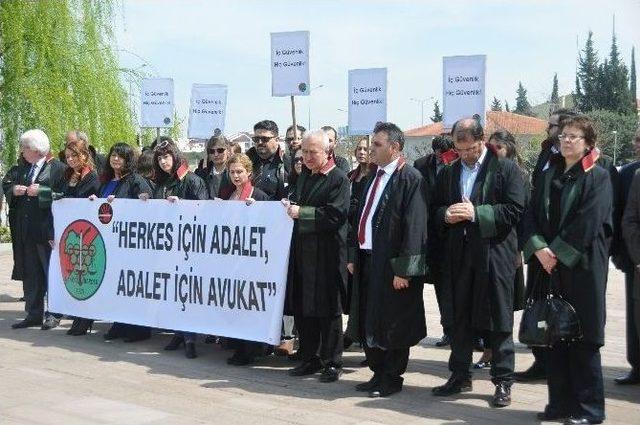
left=48, top=199, right=294, bottom=344
left=188, top=84, right=228, bottom=139
left=442, top=55, right=486, bottom=128
left=348, top=68, right=387, bottom=136
left=141, top=78, right=175, bottom=128
left=271, top=31, right=310, bottom=97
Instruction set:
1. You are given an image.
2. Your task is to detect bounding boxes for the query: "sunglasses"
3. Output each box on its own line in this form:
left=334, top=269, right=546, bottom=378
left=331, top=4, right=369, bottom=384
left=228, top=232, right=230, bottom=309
left=252, top=135, right=274, bottom=145
left=208, top=148, right=226, bottom=154
left=293, top=157, right=304, bottom=163
left=154, top=140, right=171, bottom=152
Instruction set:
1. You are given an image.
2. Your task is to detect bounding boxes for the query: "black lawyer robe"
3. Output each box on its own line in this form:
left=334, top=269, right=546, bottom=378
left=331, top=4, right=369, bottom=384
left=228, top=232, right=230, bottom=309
left=523, top=152, right=612, bottom=346
left=433, top=147, right=525, bottom=333
left=350, top=160, right=428, bottom=349
left=285, top=162, right=350, bottom=318
left=2, top=164, right=25, bottom=280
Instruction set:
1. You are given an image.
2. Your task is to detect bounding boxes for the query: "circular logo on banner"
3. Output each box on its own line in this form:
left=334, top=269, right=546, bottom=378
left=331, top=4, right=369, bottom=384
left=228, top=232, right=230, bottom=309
left=98, top=202, right=113, bottom=224
left=298, top=82, right=307, bottom=92
left=164, top=117, right=171, bottom=125
left=58, top=220, right=107, bottom=301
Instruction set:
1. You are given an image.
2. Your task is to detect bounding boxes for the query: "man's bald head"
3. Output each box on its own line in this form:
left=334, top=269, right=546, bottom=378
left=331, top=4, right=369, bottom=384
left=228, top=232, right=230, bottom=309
left=451, top=118, right=484, bottom=143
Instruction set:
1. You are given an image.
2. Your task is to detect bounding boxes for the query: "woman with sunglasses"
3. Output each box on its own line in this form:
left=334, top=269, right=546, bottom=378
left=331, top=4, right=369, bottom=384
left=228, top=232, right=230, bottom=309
left=141, top=138, right=208, bottom=359
left=195, top=134, right=232, bottom=198
left=56, top=138, right=101, bottom=335
left=88, top=142, right=154, bottom=341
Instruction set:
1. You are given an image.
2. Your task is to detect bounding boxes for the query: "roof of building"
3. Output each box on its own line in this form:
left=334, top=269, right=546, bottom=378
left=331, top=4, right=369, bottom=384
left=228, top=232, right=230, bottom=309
left=404, top=111, right=548, bottom=137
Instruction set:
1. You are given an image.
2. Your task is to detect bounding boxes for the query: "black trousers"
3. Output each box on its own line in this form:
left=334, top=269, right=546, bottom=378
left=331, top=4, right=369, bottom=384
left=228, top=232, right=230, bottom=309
left=432, top=268, right=453, bottom=336
left=546, top=342, right=605, bottom=421
left=624, top=271, right=640, bottom=372
left=298, top=315, right=343, bottom=367
left=359, top=250, right=411, bottom=384
left=448, top=246, right=514, bottom=384
left=21, top=241, right=50, bottom=321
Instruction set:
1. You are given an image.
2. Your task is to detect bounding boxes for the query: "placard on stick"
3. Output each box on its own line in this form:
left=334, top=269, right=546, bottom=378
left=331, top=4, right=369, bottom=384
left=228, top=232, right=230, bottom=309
left=188, top=84, right=228, bottom=139
left=141, top=78, right=175, bottom=128
left=348, top=68, right=387, bottom=136
left=271, top=31, right=310, bottom=97
left=442, top=55, right=486, bottom=128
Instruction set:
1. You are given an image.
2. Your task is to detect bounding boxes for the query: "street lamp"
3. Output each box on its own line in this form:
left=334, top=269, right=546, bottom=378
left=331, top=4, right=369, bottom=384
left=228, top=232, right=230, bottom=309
left=410, top=97, right=434, bottom=126
left=307, top=84, right=325, bottom=129
left=613, top=130, right=618, bottom=165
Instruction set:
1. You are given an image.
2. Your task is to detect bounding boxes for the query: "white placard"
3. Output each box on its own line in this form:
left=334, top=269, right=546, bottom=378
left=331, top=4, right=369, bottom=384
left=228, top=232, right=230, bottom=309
left=141, top=78, right=175, bottom=128
left=48, top=199, right=294, bottom=344
left=271, top=31, right=310, bottom=97
left=348, top=68, right=387, bottom=136
left=442, top=55, right=486, bottom=128
left=188, top=84, right=228, bottom=139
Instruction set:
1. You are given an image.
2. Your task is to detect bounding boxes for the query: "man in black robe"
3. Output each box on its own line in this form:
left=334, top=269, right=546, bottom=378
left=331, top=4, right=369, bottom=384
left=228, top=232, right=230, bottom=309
left=7, top=129, right=66, bottom=329
left=285, top=130, right=350, bottom=382
left=348, top=122, right=428, bottom=398
left=432, top=118, right=525, bottom=407
left=414, top=134, right=456, bottom=347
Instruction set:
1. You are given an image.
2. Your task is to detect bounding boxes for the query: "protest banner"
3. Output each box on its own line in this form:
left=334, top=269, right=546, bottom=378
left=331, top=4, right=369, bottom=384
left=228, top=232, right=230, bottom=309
left=442, top=55, right=486, bottom=128
left=188, top=84, right=228, bottom=139
left=141, top=78, right=175, bottom=128
left=270, top=31, right=310, bottom=97
left=348, top=68, right=387, bottom=136
left=48, top=199, right=294, bottom=345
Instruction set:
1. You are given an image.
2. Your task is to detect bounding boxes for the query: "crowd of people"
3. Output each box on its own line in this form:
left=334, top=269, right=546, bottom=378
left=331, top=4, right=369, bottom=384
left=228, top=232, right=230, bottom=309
left=2, top=113, right=640, bottom=425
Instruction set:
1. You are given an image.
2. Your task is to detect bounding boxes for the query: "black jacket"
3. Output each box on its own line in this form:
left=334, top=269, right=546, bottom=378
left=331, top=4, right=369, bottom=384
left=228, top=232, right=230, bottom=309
left=246, top=146, right=290, bottom=201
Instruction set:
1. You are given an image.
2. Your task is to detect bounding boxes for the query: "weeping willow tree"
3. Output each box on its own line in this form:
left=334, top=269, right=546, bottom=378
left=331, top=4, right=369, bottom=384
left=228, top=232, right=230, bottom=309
left=0, top=0, right=135, bottom=166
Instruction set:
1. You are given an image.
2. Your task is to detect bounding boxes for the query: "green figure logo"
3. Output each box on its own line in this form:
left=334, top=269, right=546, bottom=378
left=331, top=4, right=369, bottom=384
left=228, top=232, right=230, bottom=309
left=58, top=219, right=107, bottom=300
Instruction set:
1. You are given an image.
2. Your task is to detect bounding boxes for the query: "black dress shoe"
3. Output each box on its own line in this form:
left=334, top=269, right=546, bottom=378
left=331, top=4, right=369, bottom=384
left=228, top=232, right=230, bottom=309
left=319, top=366, right=342, bottom=383
left=69, top=319, right=93, bottom=336
left=369, top=383, right=402, bottom=398
left=564, top=417, right=603, bottom=424
left=492, top=383, right=511, bottom=407
left=12, top=319, right=42, bottom=329
left=435, top=334, right=451, bottom=347
left=289, top=359, right=322, bottom=376
left=164, top=335, right=184, bottom=351
left=537, top=411, right=569, bottom=421
left=513, top=362, right=546, bottom=382
left=614, top=370, right=640, bottom=385
left=432, top=375, right=472, bottom=396
left=355, top=375, right=381, bottom=392
left=185, top=342, right=197, bottom=359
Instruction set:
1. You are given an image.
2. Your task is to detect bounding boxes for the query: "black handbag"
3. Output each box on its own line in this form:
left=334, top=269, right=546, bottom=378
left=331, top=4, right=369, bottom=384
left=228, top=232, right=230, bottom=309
left=518, top=268, right=582, bottom=347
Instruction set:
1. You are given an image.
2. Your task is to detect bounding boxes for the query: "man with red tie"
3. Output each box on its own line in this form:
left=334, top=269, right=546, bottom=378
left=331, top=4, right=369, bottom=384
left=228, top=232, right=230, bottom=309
left=348, top=122, right=428, bottom=398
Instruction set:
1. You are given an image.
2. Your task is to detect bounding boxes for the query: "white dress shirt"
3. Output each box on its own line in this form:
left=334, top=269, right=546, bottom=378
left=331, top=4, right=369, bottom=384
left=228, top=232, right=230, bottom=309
left=29, top=157, right=47, bottom=184
left=359, top=157, right=400, bottom=250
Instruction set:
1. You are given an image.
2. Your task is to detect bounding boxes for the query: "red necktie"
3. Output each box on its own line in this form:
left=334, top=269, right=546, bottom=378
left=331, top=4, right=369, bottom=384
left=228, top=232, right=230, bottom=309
left=358, top=169, right=385, bottom=245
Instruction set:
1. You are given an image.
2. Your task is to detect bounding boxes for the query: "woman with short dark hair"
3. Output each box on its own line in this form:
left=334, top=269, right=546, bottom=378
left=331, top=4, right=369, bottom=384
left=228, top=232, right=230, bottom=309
left=523, top=115, right=611, bottom=424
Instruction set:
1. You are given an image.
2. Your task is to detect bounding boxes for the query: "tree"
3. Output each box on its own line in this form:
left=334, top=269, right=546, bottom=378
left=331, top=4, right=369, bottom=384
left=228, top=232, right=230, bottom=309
left=505, top=101, right=510, bottom=112
left=600, top=32, right=634, bottom=114
left=490, top=97, right=502, bottom=111
left=587, top=109, right=639, bottom=164
left=430, top=100, right=443, bottom=123
left=630, top=46, right=637, bottom=111
left=0, top=0, right=136, bottom=166
left=514, top=82, right=534, bottom=116
left=549, top=73, right=559, bottom=115
left=575, top=31, right=600, bottom=112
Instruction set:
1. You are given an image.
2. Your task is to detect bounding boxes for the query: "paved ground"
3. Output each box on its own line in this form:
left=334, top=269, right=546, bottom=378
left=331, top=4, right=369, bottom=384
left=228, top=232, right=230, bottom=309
left=0, top=242, right=639, bottom=424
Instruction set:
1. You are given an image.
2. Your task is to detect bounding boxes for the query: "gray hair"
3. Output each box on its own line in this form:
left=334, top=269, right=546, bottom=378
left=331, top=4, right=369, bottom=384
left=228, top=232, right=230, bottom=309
left=302, top=129, right=330, bottom=151
left=66, top=129, right=89, bottom=144
left=20, top=129, right=50, bottom=155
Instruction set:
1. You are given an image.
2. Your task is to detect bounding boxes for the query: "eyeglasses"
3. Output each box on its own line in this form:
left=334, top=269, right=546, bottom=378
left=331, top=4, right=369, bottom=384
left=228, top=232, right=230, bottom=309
left=559, top=133, right=584, bottom=142
left=454, top=142, right=481, bottom=154
left=293, top=157, right=304, bottom=163
left=208, top=148, right=226, bottom=154
left=252, top=135, right=274, bottom=145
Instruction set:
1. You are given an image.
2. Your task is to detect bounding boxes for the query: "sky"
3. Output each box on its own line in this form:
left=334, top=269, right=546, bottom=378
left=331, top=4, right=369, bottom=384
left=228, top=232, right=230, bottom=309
left=113, top=0, right=640, bottom=135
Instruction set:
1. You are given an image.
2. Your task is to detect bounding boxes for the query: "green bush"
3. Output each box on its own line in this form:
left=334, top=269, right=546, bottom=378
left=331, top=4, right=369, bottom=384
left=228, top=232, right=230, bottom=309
left=0, top=226, right=11, bottom=243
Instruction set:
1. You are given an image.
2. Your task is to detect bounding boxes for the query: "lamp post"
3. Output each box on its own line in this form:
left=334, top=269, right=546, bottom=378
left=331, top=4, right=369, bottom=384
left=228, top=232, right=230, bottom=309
left=307, top=84, right=325, bottom=129
left=410, top=97, right=434, bottom=126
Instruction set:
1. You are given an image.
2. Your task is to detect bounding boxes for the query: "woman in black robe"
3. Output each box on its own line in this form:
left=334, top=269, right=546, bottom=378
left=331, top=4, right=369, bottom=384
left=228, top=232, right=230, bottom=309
left=141, top=139, right=208, bottom=359
left=523, top=116, right=611, bottom=424
left=92, top=143, right=153, bottom=341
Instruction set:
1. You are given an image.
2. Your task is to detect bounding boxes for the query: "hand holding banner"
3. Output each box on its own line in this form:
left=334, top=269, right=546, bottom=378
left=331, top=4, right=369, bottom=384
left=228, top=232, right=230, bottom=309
left=348, top=68, right=387, bottom=136
left=271, top=31, right=310, bottom=97
left=188, top=84, right=228, bottom=139
left=141, top=78, right=175, bottom=128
